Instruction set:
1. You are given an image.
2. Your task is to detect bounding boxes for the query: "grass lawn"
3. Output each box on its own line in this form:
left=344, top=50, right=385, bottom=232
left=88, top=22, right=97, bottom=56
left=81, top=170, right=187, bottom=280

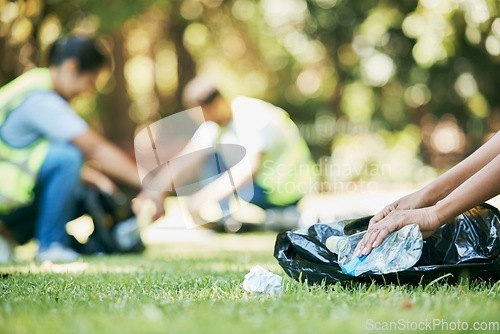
left=1, top=232, right=499, bottom=334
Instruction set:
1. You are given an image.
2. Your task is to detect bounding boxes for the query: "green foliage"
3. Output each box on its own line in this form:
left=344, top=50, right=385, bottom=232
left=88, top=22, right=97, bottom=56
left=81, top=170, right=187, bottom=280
left=80, top=0, right=172, bottom=33
left=1, top=241, right=499, bottom=334
left=305, top=0, right=499, bottom=130
left=1, top=0, right=498, bottom=170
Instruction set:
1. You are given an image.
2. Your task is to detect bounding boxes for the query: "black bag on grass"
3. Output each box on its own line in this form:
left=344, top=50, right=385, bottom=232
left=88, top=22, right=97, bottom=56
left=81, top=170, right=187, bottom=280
left=274, top=203, right=500, bottom=285
left=69, top=186, right=145, bottom=255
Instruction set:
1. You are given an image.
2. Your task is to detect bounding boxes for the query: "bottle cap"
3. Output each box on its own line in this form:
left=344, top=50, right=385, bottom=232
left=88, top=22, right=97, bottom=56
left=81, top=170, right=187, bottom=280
left=326, top=236, right=342, bottom=254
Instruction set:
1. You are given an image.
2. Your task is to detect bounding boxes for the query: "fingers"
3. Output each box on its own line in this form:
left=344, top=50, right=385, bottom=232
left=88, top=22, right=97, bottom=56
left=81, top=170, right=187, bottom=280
left=133, top=196, right=164, bottom=223
left=355, top=207, right=439, bottom=258
left=131, top=197, right=142, bottom=216
left=368, top=210, right=386, bottom=227
left=368, top=203, right=394, bottom=227
left=355, top=212, right=402, bottom=257
left=354, top=224, right=391, bottom=257
left=370, top=226, right=391, bottom=249
left=151, top=206, right=164, bottom=221
left=152, top=196, right=166, bottom=221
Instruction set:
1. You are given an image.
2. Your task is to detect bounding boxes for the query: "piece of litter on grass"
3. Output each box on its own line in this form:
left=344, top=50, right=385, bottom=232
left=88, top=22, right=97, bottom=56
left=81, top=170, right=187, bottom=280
left=242, top=265, right=282, bottom=296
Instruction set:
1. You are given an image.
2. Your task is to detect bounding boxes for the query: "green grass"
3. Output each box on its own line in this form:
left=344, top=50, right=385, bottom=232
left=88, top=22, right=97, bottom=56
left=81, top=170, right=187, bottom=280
left=1, top=233, right=499, bottom=334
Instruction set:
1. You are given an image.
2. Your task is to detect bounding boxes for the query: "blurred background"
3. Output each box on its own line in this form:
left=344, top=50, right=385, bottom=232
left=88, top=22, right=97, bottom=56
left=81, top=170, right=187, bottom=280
left=1, top=0, right=499, bottom=223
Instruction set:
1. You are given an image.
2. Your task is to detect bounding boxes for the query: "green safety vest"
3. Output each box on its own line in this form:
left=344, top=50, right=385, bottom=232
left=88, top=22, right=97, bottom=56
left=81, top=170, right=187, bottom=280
left=0, top=68, right=53, bottom=214
left=254, top=111, right=317, bottom=206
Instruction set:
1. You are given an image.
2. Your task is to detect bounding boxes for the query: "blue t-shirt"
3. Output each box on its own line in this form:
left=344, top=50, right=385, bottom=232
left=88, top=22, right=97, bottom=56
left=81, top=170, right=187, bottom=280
left=0, top=91, right=88, bottom=148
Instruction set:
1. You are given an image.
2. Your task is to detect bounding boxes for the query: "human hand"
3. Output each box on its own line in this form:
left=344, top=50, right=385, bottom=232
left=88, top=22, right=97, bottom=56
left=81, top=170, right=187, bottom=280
left=132, top=189, right=166, bottom=222
left=368, top=189, right=431, bottom=228
left=186, top=196, right=206, bottom=226
left=355, top=206, right=443, bottom=257
left=81, top=165, right=117, bottom=195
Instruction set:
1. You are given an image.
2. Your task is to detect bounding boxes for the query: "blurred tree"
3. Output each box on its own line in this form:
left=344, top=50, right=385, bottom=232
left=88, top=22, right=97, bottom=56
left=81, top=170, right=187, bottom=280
left=1, top=0, right=499, bottom=176
left=304, top=0, right=500, bottom=169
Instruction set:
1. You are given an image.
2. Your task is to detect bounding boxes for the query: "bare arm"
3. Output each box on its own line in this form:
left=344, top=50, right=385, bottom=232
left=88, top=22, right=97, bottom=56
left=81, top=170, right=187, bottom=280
left=355, top=153, right=500, bottom=257
left=73, top=129, right=167, bottom=220
left=434, top=153, right=500, bottom=222
left=81, top=165, right=117, bottom=194
left=420, top=131, right=500, bottom=205
left=369, top=131, right=500, bottom=226
left=188, top=153, right=262, bottom=207
left=72, top=129, right=142, bottom=189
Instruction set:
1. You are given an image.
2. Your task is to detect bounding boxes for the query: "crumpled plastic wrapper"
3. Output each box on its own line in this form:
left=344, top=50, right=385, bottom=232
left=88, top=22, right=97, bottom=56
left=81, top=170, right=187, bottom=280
left=242, top=265, right=283, bottom=296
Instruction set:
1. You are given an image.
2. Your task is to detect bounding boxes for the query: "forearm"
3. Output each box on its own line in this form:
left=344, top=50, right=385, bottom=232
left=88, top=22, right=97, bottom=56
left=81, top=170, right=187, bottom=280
left=190, top=153, right=261, bottom=204
left=434, top=154, right=500, bottom=222
left=154, top=154, right=204, bottom=193
left=191, top=166, right=253, bottom=204
left=89, top=141, right=142, bottom=188
left=73, top=130, right=142, bottom=189
left=81, top=165, right=116, bottom=194
left=421, top=131, right=500, bottom=205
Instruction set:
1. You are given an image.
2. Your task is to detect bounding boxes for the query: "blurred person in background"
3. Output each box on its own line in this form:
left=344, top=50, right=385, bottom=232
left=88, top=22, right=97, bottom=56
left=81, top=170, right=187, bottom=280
left=180, top=77, right=317, bottom=230
left=0, top=37, right=165, bottom=263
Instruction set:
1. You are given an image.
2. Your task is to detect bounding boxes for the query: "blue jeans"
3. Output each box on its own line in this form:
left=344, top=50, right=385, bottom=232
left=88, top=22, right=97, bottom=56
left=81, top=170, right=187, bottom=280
left=201, top=153, right=279, bottom=211
left=0, top=142, right=83, bottom=250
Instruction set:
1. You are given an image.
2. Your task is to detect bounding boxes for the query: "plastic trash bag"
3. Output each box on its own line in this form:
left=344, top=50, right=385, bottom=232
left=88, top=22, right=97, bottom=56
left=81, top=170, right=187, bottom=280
left=274, top=203, right=500, bottom=285
left=69, top=186, right=145, bottom=254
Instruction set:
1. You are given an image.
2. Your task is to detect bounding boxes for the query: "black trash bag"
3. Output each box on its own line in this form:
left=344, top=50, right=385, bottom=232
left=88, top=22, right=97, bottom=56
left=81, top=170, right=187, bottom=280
left=274, top=203, right=500, bottom=285
left=69, top=186, right=145, bottom=255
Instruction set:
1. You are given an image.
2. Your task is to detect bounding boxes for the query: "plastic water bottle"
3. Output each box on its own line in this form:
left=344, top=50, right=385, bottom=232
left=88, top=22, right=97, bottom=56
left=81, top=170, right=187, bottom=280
left=113, top=217, right=141, bottom=251
left=325, top=224, right=423, bottom=276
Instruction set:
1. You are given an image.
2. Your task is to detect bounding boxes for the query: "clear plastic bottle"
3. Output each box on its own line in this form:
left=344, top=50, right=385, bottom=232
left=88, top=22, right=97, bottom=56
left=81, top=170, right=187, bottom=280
left=113, top=217, right=141, bottom=251
left=325, top=224, right=423, bottom=276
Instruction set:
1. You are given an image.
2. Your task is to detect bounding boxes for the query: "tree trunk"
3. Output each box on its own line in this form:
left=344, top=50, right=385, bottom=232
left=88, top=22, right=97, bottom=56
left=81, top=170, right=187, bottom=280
left=171, top=17, right=196, bottom=114
left=98, top=31, right=136, bottom=156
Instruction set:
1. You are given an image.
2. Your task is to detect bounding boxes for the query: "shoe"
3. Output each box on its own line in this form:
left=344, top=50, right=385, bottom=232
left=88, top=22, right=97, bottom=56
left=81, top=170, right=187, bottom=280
left=0, top=234, right=13, bottom=264
left=36, top=243, right=80, bottom=263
